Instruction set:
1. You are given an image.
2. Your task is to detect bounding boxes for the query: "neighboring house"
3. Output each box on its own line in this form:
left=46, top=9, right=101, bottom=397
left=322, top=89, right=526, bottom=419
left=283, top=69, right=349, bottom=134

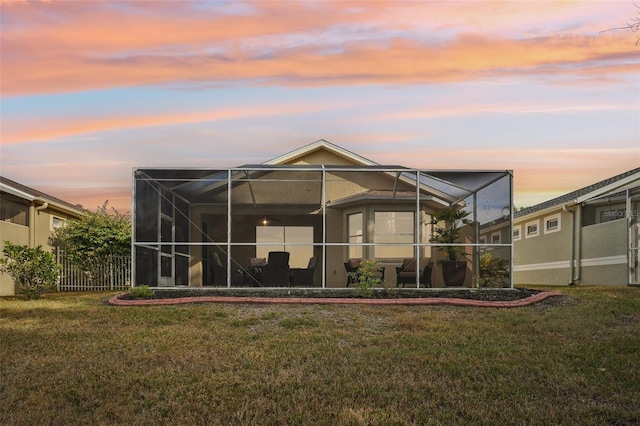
left=133, top=140, right=513, bottom=289
left=513, top=167, right=640, bottom=286
left=0, top=176, right=83, bottom=296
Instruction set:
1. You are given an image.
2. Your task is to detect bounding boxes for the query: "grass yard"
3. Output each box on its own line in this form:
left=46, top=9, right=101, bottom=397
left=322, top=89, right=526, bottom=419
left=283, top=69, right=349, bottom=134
left=1, top=287, right=639, bottom=425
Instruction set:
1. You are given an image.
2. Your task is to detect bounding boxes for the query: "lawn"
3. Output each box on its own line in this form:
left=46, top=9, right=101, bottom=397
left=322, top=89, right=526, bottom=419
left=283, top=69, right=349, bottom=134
left=1, top=287, right=639, bottom=425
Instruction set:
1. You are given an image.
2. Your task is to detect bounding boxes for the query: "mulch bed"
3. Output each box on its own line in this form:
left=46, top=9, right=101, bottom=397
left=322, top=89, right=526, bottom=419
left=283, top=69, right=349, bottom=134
left=118, top=287, right=543, bottom=302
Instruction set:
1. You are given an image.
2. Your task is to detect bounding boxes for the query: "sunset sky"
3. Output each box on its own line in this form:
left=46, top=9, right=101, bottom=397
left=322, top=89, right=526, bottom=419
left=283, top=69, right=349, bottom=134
left=1, top=0, right=638, bottom=212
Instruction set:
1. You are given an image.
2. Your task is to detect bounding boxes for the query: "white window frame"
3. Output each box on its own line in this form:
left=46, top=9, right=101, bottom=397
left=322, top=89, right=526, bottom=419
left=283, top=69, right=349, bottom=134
left=491, top=232, right=501, bottom=244
left=544, top=213, right=561, bottom=234
left=347, top=212, right=364, bottom=259
left=479, top=235, right=487, bottom=245
left=372, top=211, right=414, bottom=259
left=525, top=220, right=540, bottom=239
left=512, top=225, right=521, bottom=241
left=51, top=216, right=66, bottom=231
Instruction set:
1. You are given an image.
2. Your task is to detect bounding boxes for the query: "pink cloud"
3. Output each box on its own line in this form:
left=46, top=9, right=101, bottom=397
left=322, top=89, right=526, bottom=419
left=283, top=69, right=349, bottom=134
left=2, top=102, right=350, bottom=144
left=1, top=1, right=635, bottom=96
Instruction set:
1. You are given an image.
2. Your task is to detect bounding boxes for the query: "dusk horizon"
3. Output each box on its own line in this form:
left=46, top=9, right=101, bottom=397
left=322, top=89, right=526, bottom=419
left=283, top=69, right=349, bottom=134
left=1, top=0, right=638, bottom=213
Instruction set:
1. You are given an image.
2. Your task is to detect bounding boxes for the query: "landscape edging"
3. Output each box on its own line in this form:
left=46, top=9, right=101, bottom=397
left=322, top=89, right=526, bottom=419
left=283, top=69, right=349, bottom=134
left=108, top=291, right=564, bottom=307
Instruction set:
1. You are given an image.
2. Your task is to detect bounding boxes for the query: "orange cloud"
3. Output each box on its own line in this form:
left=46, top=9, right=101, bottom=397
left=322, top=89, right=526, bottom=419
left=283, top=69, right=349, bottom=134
left=2, top=101, right=350, bottom=144
left=368, top=146, right=639, bottom=208
left=1, top=1, right=635, bottom=96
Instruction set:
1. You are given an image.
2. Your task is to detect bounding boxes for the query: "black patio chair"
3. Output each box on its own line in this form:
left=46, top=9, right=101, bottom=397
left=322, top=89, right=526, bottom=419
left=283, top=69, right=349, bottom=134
left=344, top=258, right=361, bottom=287
left=210, top=252, right=244, bottom=286
left=262, top=251, right=290, bottom=287
left=290, top=256, right=318, bottom=287
left=245, top=257, right=267, bottom=286
left=395, top=257, right=433, bottom=288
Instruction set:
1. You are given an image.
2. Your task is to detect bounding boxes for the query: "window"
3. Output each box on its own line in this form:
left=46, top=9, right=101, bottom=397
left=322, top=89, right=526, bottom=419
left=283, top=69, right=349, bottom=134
left=479, top=235, right=487, bottom=244
left=491, top=232, right=501, bottom=244
left=0, top=197, right=28, bottom=226
left=347, top=212, right=363, bottom=259
left=525, top=220, right=539, bottom=238
left=597, top=207, right=626, bottom=223
left=512, top=225, right=521, bottom=241
left=544, top=213, right=561, bottom=234
left=373, top=211, right=414, bottom=258
left=256, top=226, right=313, bottom=268
left=51, top=216, right=65, bottom=230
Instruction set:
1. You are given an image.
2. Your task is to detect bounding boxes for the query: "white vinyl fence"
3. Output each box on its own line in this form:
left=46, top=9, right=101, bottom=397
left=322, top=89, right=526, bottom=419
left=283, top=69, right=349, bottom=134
left=57, top=250, right=131, bottom=291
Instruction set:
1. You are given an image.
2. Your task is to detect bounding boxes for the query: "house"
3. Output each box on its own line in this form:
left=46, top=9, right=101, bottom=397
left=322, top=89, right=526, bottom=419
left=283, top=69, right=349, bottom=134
left=513, top=167, right=640, bottom=286
left=0, top=176, right=84, bottom=296
left=132, top=140, right=513, bottom=289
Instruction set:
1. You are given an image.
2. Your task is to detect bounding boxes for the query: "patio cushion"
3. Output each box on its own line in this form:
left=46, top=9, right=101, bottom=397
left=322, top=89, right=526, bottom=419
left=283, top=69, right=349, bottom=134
left=250, top=257, right=267, bottom=267
left=347, top=258, right=361, bottom=268
left=402, top=258, right=417, bottom=272
left=212, top=252, right=224, bottom=267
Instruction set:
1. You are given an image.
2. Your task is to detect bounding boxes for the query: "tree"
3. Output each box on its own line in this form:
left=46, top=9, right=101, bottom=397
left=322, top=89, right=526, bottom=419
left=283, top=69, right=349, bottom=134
left=0, top=241, right=61, bottom=299
left=603, top=3, right=640, bottom=46
left=50, top=201, right=131, bottom=284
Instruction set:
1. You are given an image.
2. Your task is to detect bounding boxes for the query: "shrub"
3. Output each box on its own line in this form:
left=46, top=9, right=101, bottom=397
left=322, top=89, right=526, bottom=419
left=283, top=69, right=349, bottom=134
left=50, top=200, right=131, bottom=285
left=350, top=259, right=383, bottom=297
left=0, top=241, right=60, bottom=299
left=129, top=285, right=155, bottom=299
left=478, top=253, right=510, bottom=288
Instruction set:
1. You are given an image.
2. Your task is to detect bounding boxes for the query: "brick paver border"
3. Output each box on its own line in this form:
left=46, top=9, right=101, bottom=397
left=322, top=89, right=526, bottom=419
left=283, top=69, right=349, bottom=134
left=108, top=291, right=563, bottom=308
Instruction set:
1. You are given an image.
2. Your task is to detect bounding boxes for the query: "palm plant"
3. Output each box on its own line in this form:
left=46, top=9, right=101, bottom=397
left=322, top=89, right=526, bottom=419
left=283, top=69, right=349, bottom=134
left=429, top=208, right=473, bottom=263
left=430, top=208, right=473, bottom=286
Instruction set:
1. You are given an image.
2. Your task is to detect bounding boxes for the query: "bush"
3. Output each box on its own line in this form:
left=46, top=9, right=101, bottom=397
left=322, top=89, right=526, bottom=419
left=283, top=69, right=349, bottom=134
left=0, top=241, right=60, bottom=299
left=50, top=200, right=131, bottom=285
left=129, top=285, right=155, bottom=299
left=478, top=253, right=510, bottom=288
left=350, top=259, right=383, bottom=297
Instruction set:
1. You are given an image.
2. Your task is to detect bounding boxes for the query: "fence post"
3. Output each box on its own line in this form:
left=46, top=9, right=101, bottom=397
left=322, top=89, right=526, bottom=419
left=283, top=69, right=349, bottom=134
left=56, top=248, right=61, bottom=292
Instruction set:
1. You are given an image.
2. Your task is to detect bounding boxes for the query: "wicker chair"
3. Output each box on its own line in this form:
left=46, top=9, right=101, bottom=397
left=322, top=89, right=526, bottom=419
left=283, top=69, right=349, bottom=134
left=210, top=252, right=244, bottom=286
left=290, top=256, right=318, bottom=287
left=395, top=257, right=433, bottom=288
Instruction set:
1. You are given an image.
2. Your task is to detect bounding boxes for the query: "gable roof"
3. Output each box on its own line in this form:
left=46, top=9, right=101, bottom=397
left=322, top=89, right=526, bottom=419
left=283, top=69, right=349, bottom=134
left=263, top=139, right=379, bottom=166
left=138, top=140, right=512, bottom=209
left=0, top=176, right=83, bottom=216
left=515, top=167, right=640, bottom=219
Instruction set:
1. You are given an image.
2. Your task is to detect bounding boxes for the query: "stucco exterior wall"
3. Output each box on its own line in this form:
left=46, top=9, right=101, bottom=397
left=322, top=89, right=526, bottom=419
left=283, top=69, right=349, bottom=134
left=580, top=219, right=627, bottom=285
left=289, top=150, right=359, bottom=166
left=514, top=209, right=630, bottom=286
left=1, top=205, right=77, bottom=296
left=513, top=209, right=574, bottom=286
left=0, top=222, right=29, bottom=296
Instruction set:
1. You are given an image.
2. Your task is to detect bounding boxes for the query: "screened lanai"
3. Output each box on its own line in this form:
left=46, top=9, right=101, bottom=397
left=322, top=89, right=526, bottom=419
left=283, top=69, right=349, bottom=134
left=132, top=165, right=513, bottom=289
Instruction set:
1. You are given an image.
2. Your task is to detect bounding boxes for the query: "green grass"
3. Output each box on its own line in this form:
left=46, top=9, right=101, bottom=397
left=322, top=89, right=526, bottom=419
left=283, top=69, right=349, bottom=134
left=1, top=287, right=639, bottom=425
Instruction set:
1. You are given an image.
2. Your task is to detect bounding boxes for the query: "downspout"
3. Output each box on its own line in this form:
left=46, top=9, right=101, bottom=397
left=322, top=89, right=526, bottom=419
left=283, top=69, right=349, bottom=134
left=29, top=200, right=49, bottom=248
left=563, top=203, right=580, bottom=284
left=574, top=204, right=582, bottom=283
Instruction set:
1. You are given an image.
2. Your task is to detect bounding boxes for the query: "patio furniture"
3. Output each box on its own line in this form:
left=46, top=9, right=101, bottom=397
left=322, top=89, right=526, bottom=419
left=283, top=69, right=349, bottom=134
left=344, top=258, right=385, bottom=287
left=395, top=257, right=433, bottom=287
left=344, top=258, right=361, bottom=287
left=210, top=252, right=244, bottom=286
left=262, top=251, right=290, bottom=287
left=245, top=257, right=267, bottom=286
left=290, top=256, right=318, bottom=287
